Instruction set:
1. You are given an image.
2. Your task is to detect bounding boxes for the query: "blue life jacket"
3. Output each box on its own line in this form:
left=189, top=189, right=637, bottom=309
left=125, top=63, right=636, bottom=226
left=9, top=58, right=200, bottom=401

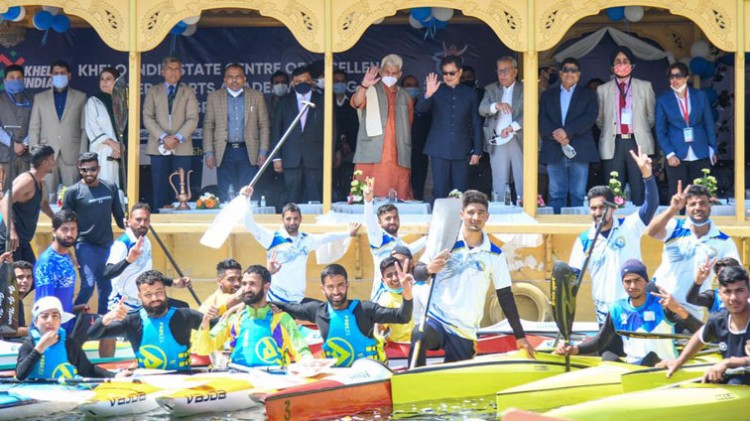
left=710, top=288, right=725, bottom=313
left=231, top=308, right=283, bottom=367
left=135, top=308, right=190, bottom=370
left=29, top=328, right=77, bottom=379
left=322, top=300, right=384, bottom=367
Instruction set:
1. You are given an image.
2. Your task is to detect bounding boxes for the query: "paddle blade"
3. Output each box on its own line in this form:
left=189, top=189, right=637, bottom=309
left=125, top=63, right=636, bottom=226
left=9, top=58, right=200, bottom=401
left=200, top=196, right=247, bottom=248
left=423, top=198, right=463, bottom=259
left=0, top=263, right=19, bottom=332
left=111, top=74, right=128, bottom=139
left=550, top=261, right=577, bottom=341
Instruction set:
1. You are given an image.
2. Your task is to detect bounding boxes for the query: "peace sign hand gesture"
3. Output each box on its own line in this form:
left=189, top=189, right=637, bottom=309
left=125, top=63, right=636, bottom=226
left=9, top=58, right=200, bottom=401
left=363, top=177, right=375, bottom=203
left=629, top=146, right=653, bottom=178
left=650, top=285, right=680, bottom=313
left=669, top=180, right=690, bottom=212
left=396, top=259, right=414, bottom=300
left=695, top=255, right=717, bottom=285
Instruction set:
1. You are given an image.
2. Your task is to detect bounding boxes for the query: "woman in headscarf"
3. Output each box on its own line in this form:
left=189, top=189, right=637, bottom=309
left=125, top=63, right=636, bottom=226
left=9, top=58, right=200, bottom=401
left=85, top=67, right=124, bottom=187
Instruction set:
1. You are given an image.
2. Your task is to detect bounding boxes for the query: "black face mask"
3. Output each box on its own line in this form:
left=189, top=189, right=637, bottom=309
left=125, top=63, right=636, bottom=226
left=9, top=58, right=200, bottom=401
left=293, top=83, right=312, bottom=95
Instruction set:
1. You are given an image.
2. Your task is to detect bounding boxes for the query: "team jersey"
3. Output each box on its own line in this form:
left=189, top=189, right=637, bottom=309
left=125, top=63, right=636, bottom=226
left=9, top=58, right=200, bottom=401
left=364, top=199, right=426, bottom=299
left=244, top=206, right=350, bottom=303
left=107, top=229, right=153, bottom=312
left=700, top=310, right=750, bottom=359
left=609, top=294, right=679, bottom=363
left=189, top=289, right=234, bottom=355
left=34, top=247, right=77, bottom=330
left=652, top=219, right=740, bottom=319
left=375, top=289, right=415, bottom=343
left=422, top=231, right=511, bottom=340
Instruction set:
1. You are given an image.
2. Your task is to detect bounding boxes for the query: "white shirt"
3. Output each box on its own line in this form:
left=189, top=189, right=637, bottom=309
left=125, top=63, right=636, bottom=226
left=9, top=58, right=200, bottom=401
left=421, top=231, right=512, bottom=340
left=107, top=228, right=152, bottom=313
left=244, top=206, right=350, bottom=303
left=365, top=199, right=426, bottom=299
left=296, top=91, right=311, bottom=128
left=489, top=82, right=522, bottom=135
left=568, top=213, right=647, bottom=307
left=652, top=218, right=740, bottom=319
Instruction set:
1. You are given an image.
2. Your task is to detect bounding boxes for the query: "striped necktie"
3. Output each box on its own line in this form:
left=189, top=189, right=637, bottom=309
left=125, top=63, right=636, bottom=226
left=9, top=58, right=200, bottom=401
left=167, top=85, right=176, bottom=114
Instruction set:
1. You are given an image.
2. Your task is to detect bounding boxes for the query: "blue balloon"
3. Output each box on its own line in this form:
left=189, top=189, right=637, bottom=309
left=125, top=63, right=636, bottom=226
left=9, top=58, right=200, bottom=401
left=33, top=11, right=53, bottom=31
left=51, top=14, right=71, bottom=33
left=690, top=57, right=715, bottom=79
left=3, top=6, right=21, bottom=21
left=411, top=7, right=432, bottom=23
left=170, top=21, right=187, bottom=35
left=606, top=7, right=625, bottom=21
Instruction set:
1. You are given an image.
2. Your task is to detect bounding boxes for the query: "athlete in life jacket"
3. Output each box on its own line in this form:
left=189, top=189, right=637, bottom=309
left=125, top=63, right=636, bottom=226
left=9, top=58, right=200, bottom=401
left=89, top=270, right=212, bottom=371
left=194, top=264, right=312, bottom=368
left=16, top=296, right=115, bottom=380
left=274, top=263, right=413, bottom=367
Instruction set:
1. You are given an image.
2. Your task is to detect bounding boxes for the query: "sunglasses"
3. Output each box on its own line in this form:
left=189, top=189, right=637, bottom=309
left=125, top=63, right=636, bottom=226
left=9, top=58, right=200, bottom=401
left=668, top=73, right=686, bottom=79
left=560, top=67, right=579, bottom=74
left=79, top=166, right=98, bottom=173
left=443, top=71, right=459, bottom=76
left=496, top=68, right=513, bottom=75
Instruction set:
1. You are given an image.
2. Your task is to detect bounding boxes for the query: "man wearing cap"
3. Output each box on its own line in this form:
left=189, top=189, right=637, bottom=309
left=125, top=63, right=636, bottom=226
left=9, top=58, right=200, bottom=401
left=596, top=46, right=656, bottom=206
left=555, top=259, right=701, bottom=365
left=16, top=296, right=115, bottom=380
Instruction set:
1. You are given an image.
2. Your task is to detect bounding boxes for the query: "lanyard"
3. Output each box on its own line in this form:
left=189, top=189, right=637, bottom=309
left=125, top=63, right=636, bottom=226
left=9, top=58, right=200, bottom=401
left=615, top=78, right=632, bottom=106
left=6, top=91, right=30, bottom=108
left=677, top=90, right=690, bottom=125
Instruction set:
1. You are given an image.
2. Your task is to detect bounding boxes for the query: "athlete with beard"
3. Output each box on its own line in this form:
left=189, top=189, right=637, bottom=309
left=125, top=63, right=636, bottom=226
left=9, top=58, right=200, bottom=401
left=33, top=209, right=81, bottom=333
left=240, top=185, right=360, bottom=303
left=89, top=270, right=210, bottom=371
left=194, top=265, right=311, bottom=368
left=646, top=183, right=741, bottom=320
left=273, top=263, right=413, bottom=367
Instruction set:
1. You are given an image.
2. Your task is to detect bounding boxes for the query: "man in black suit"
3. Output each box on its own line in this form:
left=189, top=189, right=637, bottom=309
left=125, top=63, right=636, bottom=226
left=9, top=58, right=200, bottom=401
left=272, top=66, right=327, bottom=204
left=416, top=55, right=482, bottom=199
left=539, top=57, right=599, bottom=214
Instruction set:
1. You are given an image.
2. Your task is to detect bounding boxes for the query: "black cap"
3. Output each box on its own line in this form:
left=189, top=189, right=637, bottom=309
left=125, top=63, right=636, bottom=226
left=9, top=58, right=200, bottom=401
left=611, top=46, right=636, bottom=66
left=390, top=245, right=413, bottom=258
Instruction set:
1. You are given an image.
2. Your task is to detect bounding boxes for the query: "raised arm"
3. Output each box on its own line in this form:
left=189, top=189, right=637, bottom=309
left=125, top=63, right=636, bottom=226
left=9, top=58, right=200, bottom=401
left=645, top=180, right=688, bottom=240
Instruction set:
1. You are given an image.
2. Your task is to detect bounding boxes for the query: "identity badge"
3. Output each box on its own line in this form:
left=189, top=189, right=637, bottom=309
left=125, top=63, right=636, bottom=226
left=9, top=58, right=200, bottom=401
left=621, top=110, right=633, bottom=126
left=683, top=127, right=694, bottom=143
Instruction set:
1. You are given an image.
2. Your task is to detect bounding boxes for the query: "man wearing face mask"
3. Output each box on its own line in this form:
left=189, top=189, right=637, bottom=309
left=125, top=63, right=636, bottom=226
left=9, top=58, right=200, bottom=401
left=267, top=71, right=289, bottom=125
left=272, top=66, right=329, bottom=204
left=402, top=75, right=431, bottom=201
left=352, top=54, right=413, bottom=200
left=333, top=70, right=358, bottom=201
left=28, top=60, right=87, bottom=200
left=0, top=65, right=33, bottom=187
left=203, top=63, right=270, bottom=202
left=596, top=47, right=656, bottom=206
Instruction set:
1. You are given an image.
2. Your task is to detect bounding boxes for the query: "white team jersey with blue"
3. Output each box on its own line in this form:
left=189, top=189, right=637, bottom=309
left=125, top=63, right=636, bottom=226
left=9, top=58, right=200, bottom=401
left=107, top=229, right=152, bottom=313
left=421, top=231, right=511, bottom=340
left=569, top=214, right=646, bottom=308
left=610, top=294, right=678, bottom=363
left=652, top=219, right=740, bottom=319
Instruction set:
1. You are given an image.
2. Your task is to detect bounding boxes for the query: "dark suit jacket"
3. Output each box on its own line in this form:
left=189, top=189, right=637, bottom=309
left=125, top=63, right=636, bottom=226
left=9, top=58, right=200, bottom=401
left=271, top=91, right=332, bottom=170
left=655, top=87, right=716, bottom=160
left=415, top=84, right=482, bottom=160
left=539, top=84, right=599, bottom=164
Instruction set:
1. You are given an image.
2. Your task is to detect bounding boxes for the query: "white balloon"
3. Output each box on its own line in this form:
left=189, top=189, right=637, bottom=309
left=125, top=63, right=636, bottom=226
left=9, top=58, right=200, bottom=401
left=41, top=6, right=60, bottom=15
left=182, top=15, right=200, bottom=25
left=182, top=24, right=197, bottom=36
left=624, top=6, right=644, bottom=22
left=12, top=6, right=25, bottom=22
left=432, top=7, right=454, bottom=22
left=690, top=40, right=710, bottom=59
left=373, top=17, right=384, bottom=25
left=409, top=15, right=423, bottom=29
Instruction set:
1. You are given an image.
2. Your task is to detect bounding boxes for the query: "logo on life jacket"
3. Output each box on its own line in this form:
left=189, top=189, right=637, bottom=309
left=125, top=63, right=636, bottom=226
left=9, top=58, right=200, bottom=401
left=255, top=337, right=282, bottom=364
left=51, top=363, right=75, bottom=379
left=325, top=337, right=354, bottom=367
left=138, top=345, right=167, bottom=369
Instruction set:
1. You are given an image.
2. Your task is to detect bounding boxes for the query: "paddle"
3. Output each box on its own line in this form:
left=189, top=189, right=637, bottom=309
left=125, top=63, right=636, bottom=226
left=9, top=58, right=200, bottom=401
left=616, top=330, right=694, bottom=341
left=111, top=74, right=129, bottom=202
left=200, top=100, right=316, bottom=249
left=0, top=124, right=21, bottom=336
left=408, top=197, right=463, bottom=370
left=148, top=225, right=201, bottom=305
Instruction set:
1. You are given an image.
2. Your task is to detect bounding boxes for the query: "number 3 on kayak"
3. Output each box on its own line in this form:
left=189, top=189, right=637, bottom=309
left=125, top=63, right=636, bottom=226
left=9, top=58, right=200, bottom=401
left=284, top=399, right=292, bottom=420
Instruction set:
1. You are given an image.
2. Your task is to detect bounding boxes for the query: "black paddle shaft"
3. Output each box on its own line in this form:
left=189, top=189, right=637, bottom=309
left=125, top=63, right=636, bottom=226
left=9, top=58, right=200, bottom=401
left=149, top=225, right=201, bottom=306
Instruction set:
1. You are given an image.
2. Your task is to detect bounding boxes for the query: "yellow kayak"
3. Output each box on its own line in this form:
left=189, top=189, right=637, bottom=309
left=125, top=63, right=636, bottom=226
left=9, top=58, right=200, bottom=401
left=155, top=376, right=259, bottom=417
left=79, top=382, right=162, bottom=417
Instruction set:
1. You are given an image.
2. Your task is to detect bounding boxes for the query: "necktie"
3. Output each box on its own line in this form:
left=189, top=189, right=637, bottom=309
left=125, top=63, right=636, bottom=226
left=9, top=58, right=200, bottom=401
left=167, top=85, right=176, bottom=114
left=619, top=82, right=629, bottom=135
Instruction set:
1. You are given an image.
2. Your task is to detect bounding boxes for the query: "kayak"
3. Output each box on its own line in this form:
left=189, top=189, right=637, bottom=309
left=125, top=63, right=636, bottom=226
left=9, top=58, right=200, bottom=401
left=0, top=384, right=93, bottom=419
left=391, top=351, right=601, bottom=405
left=545, top=383, right=750, bottom=420
left=79, top=381, right=162, bottom=417
left=264, top=359, right=393, bottom=421
left=0, top=339, right=135, bottom=372
left=155, top=374, right=259, bottom=417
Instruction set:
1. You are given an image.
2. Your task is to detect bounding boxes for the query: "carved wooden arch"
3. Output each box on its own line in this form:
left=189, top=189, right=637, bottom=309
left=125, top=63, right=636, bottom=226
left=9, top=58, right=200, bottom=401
left=332, top=0, right=527, bottom=53
left=537, top=0, right=737, bottom=52
left=1, top=0, right=129, bottom=51
left=136, top=0, right=325, bottom=53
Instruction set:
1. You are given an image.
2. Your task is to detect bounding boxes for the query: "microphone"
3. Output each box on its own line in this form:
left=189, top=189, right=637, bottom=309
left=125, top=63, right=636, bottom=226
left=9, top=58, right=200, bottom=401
left=300, top=100, right=316, bottom=108
left=603, top=200, right=619, bottom=209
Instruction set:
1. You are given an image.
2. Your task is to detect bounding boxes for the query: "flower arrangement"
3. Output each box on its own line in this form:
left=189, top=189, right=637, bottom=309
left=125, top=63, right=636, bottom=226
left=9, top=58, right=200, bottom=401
left=607, top=171, right=627, bottom=208
left=448, top=189, right=462, bottom=199
left=693, top=168, right=718, bottom=198
left=196, top=192, right=221, bottom=209
left=57, top=186, right=67, bottom=207
left=348, top=170, right=366, bottom=204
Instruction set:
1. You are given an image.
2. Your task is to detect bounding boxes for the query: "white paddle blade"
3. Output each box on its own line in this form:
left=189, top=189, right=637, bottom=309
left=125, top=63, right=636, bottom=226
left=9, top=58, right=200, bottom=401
left=423, top=198, right=463, bottom=259
left=200, top=196, right=248, bottom=248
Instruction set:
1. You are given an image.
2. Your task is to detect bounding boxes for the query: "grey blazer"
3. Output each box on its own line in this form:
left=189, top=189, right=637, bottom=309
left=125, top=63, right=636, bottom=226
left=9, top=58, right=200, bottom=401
left=142, top=82, right=199, bottom=156
left=595, top=77, right=656, bottom=160
left=478, top=80, right=524, bottom=151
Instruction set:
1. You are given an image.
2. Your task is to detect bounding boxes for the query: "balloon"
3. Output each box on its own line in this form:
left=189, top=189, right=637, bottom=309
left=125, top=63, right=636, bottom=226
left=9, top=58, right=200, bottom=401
left=372, top=17, right=384, bottom=25
left=432, top=7, right=454, bottom=22
left=689, top=57, right=715, bottom=79
left=624, top=6, right=644, bottom=22
left=432, top=19, right=448, bottom=29
left=690, top=40, right=710, bottom=59
left=182, top=24, right=197, bottom=36
left=3, top=6, right=21, bottom=21
left=408, top=14, right=424, bottom=29
left=51, top=14, right=71, bottom=33
left=411, top=7, right=432, bottom=23
left=170, top=21, right=187, bottom=35
left=33, top=11, right=54, bottom=30
left=182, top=15, right=200, bottom=25
left=11, top=6, right=25, bottom=22
left=606, top=7, right=625, bottom=21
left=41, top=6, right=61, bottom=15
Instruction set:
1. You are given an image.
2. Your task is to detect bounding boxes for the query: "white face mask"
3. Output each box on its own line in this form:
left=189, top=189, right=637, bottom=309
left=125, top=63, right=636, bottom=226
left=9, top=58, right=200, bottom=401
left=671, top=83, right=687, bottom=94
left=382, top=76, right=398, bottom=87
left=316, top=78, right=325, bottom=89
left=272, top=83, right=288, bottom=96
left=227, top=87, right=243, bottom=98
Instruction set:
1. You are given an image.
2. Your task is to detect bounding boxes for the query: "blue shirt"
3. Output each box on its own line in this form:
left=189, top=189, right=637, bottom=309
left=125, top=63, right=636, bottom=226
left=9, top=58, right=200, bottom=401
left=560, top=84, right=576, bottom=125
left=53, top=89, right=67, bottom=120
left=227, top=90, right=245, bottom=143
left=34, top=246, right=77, bottom=330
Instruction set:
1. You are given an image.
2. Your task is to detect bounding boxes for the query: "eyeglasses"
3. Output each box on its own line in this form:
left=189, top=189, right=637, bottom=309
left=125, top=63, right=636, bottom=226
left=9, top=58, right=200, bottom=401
left=79, top=166, right=98, bottom=173
left=443, top=71, right=459, bottom=76
left=668, top=73, right=686, bottom=79
left=496, top=68, right=513, bottom=75
left=560, top=67, right=580, bottom=74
